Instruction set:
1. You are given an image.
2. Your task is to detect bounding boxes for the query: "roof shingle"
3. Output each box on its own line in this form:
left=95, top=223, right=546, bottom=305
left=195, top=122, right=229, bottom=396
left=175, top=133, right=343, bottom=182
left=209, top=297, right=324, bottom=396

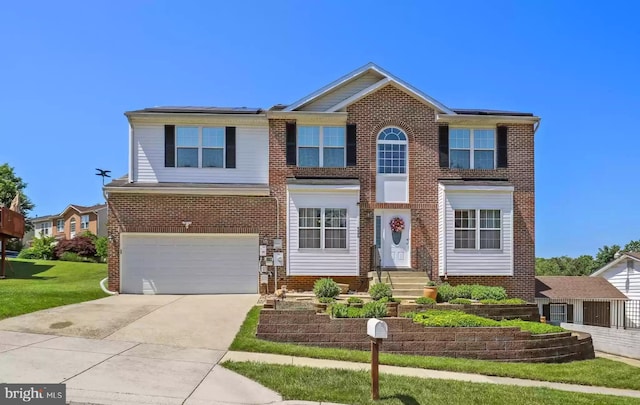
left=535, top=276, right=628, bottom=300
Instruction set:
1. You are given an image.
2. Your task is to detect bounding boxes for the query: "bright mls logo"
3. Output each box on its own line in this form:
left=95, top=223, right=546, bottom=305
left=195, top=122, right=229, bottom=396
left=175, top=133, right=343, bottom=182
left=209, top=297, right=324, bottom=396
left=1, top=384, right=65, bottom=404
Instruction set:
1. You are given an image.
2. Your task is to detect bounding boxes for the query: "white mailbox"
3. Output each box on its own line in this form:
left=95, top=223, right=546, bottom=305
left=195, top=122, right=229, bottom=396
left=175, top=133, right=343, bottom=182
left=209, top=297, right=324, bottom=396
left=367, top=319, right=388, bottom=339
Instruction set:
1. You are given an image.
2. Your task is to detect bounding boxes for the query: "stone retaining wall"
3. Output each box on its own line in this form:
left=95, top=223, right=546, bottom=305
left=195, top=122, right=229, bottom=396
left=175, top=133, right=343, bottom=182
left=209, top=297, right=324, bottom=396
left=257, top=310, right=594, bottom=363
left=398, top=303, right=541, bottom=322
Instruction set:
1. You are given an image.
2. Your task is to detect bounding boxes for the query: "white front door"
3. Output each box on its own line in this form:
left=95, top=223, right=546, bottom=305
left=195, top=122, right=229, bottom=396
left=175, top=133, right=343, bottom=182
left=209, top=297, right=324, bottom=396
left=375, top=210, right=411, bottom=268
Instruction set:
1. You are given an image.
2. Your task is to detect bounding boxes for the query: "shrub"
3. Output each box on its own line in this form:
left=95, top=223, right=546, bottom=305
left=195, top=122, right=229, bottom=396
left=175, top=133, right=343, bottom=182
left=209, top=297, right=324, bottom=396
left=313, top=278, right=341, bottom=299
left=449, top=298, right=473, bottom=305
left=362, top=301, right=387, bottom=318
left=410, top=310, right=565, bottom=334
left=413, top=310, right=497, bottom=328
left=17, top=248, right=38, bottom=259
left=347, top=297, right=363, bottom=304
left=454, top=284, right=474, bottom=299
left=95, top=236, right=108, bottom=262
left=59, top=252, right=82, bottom=262
left=470, top=285, right=507, bottom=301
left=401, top=311, right=417, bottom=318
left=81, top=230, right=98, bottom=242
left=6, top=238, right=23, bottom=251
left=436, top=283, right=455, bottom=302
left=328, top=303, right=350, bottom=318
left=317, top=297, right=335, bottom=304
left=369, top=283, right=393, bottom=301
left=480, top=298, right=527, bottom=305
left=29, top=236, right=57, bottom=260
left=55, top=235, right=96, bottom=259
left=415, top=297, right=436, bottom=305
left=378, top=296, right=401, bottom=303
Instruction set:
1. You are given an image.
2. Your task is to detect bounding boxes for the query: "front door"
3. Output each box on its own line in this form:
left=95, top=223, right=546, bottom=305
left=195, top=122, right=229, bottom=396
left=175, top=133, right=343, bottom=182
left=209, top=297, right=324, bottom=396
left=375, top=210, right=411, bottom=268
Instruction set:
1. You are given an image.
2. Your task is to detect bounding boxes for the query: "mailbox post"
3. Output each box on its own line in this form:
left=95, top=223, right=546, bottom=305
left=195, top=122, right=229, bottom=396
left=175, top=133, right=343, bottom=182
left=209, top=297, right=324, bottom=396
left=367, top=318, right=388, bottom=400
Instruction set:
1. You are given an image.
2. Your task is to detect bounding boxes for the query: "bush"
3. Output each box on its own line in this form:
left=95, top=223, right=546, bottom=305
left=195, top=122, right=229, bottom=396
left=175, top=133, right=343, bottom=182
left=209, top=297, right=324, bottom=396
left=415, top=297, right=436, bottom=305
left=55, top=235, right=96, bottom=259
left=328, top=303, right=350, bottom=318
left=317, top=297, right=335, bottom=304
left=59, top=252, right=83, bottom=262
left=454, top=284, right=474, bottom=299
left=410, top=310, right=565, bottom=334
left=6, top=238, right=23, bottom=251
left=413, top=310, right=497, bottom=328
left=369, top=283, right=393, bottom=301
left=480, top=298, right=527, bottom=305
left=95, top=236, right=108, bottom=262
left=362, top=301, right=387, bottom=318
left=347, top=297, right=363, bottom=304
left=449, top=298, right=473, bottom=305
left=17, top=248, right=38, bottom=259
left=436, top=283, right=455, bottom=302
left=470, top=285, right=507, bottom=301
left=28, top=236, right=57, bottom=260
left=313, top=278, right=341, bottom=299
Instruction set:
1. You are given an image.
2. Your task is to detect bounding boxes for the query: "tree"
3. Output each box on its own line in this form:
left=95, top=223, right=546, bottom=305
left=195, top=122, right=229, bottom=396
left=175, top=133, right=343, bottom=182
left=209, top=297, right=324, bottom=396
left=623, top=239, right=640, bottom=253
left=591, top=244, right=621, bottom=272
left=0, top=163, right=34, bottom=218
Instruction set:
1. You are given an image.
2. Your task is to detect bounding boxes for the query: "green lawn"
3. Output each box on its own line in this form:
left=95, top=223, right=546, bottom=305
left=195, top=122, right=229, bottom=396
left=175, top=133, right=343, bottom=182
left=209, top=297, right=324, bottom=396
left=0, top=259, right=108, bottom=319
left=224, top=362, right=640, bottom=405
left=230, top=306, right=640, bottom=391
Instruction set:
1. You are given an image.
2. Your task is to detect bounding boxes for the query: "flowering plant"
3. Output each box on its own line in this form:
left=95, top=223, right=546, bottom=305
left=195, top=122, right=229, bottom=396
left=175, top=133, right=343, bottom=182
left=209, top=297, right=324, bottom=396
left=389, top=217, right=405, bottom=233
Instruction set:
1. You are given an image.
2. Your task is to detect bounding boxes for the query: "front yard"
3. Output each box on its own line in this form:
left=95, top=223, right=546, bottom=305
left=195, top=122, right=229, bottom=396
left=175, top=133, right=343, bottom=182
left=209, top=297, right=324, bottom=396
left=0, top=259, right=108, bottom=319
left=231, top=306, right=640, bottom=391
left=224, top=362, right=640, bottom=405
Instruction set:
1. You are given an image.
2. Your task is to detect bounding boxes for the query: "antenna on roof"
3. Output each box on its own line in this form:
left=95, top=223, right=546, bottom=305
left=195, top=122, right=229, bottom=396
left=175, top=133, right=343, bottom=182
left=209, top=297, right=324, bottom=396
left=95, top=169, right=111, bottom=185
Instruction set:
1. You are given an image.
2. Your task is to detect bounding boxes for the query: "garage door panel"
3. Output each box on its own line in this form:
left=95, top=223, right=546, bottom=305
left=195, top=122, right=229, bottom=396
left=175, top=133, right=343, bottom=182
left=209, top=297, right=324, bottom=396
left=121, top=234, right=259, bottom=294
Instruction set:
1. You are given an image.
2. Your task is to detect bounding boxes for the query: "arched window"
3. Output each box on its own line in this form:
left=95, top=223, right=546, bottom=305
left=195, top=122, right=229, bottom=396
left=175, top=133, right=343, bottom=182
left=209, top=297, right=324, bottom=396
left=377, top=127, right=407, bottom=174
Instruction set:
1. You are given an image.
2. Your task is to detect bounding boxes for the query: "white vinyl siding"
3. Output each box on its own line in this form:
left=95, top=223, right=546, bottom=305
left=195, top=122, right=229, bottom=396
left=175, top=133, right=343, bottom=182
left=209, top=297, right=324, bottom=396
left=535, top=298, right=627, bottom=328
left=120, top=233, right=258, bottom=294
left=598, top=260, right=640, bottom=300
left=287, top=189, right=359, bottom=276
left=133, top=125, right=268, bottom=184
left=439, top=186, right=513, bottom=276
left=300, top=71, right=384, bottom=111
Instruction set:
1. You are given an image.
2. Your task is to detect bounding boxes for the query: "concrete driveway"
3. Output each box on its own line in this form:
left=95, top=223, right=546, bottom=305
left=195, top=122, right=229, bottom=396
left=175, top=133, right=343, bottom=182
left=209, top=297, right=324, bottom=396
left=0, top=294, right=280, bottom=404
left=0, top=294, right=258, bottom=350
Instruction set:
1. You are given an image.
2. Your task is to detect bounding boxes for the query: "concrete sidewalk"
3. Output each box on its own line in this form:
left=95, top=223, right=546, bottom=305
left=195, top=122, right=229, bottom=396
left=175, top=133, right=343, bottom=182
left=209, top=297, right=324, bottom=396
left=222, top=351, right=640, bottom=399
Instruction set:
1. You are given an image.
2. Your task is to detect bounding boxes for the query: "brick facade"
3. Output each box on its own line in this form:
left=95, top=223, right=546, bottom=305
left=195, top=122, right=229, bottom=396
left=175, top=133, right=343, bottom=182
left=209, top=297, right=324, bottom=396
left=108, top=83, right=535, bottom=298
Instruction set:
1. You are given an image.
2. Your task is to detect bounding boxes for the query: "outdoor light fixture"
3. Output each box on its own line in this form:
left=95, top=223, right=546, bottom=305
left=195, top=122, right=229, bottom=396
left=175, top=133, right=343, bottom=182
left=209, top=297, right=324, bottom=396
left=182, top=221, right=192, bottom=230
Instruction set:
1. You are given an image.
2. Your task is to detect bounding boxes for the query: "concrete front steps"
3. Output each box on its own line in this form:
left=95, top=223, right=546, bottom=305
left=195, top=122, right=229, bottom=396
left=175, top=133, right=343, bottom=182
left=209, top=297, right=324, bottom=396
left=368, top=270, right=430, bottom=299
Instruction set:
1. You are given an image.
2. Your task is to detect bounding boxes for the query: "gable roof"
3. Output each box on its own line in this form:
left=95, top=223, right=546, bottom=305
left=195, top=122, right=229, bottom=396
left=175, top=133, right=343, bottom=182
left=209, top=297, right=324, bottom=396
left=283, top=62, right=456, bottom=114
left=535, top=276, right=628, bottom=300
left=32, top=204, right=107, bottom=222
left=590, top=252, right=640, bottom=277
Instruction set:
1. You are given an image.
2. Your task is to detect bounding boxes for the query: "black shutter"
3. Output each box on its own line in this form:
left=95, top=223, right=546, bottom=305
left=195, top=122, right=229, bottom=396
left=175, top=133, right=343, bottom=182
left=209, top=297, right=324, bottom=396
left=438, top=125, right=449, bottom=168
left=225, top=127, right=236, bottom=168
left=497, top=126, right=508, bottom=168
left=164, top=125, right=175, bottom=167
left=346, top=124, right=357, bottom=166
left=566, top=304, right=574, bottom=323
left=542, top=304, right=550, bottom=321
left=286, top=122, right=297, bottom=165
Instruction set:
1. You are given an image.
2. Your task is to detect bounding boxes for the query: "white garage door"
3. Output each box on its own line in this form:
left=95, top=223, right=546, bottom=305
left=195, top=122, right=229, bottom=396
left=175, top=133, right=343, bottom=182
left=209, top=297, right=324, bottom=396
left=121, top=233, right=259, bottom=294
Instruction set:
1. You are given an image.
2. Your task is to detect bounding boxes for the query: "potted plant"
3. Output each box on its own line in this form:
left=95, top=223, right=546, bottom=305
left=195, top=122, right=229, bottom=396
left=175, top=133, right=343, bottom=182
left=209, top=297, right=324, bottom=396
left=423, top=280, right=438, bottom=300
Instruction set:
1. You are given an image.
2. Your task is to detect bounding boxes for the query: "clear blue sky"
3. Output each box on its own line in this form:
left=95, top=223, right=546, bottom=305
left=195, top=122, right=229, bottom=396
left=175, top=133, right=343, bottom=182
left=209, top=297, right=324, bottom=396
left=1, top=1, right=638, bottom=258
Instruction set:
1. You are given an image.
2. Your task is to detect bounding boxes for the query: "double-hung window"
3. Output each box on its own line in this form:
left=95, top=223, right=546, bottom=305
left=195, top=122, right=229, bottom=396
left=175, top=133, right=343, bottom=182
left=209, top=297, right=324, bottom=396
left=81, top=215, right=90, bottom=229
left=38, top=222, right=51, bottom=236
left=454, top=209, right=501, bottom=249
left=57, top=219, right=64, bottom=233
left=176, top=126, right=225, bottom=168
left=450, top=128, right=495, bottom=169
left=297, top=126, right=345, bottom=167
left=298, top=208, right=347, bottom=249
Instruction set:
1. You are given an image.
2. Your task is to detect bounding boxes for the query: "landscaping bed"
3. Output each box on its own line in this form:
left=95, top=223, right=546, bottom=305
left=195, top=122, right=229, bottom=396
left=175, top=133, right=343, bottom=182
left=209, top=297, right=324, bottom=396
left=256, top=309, right=594, bottom=362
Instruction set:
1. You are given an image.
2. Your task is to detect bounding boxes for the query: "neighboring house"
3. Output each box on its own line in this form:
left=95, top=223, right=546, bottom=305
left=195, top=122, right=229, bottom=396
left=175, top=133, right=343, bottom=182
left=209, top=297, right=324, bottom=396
left=31, top=204, right=107, bottom=240
left=105, top=63, right=539, bottom=297
left=591, top=252, right=640, bottom=328
left=535, top=276, right=627, bottom=327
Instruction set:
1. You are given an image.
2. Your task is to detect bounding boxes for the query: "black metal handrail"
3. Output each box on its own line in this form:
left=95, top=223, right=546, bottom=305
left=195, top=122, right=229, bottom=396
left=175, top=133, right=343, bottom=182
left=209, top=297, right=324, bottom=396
left=370, top=244, right=381, bottom=283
